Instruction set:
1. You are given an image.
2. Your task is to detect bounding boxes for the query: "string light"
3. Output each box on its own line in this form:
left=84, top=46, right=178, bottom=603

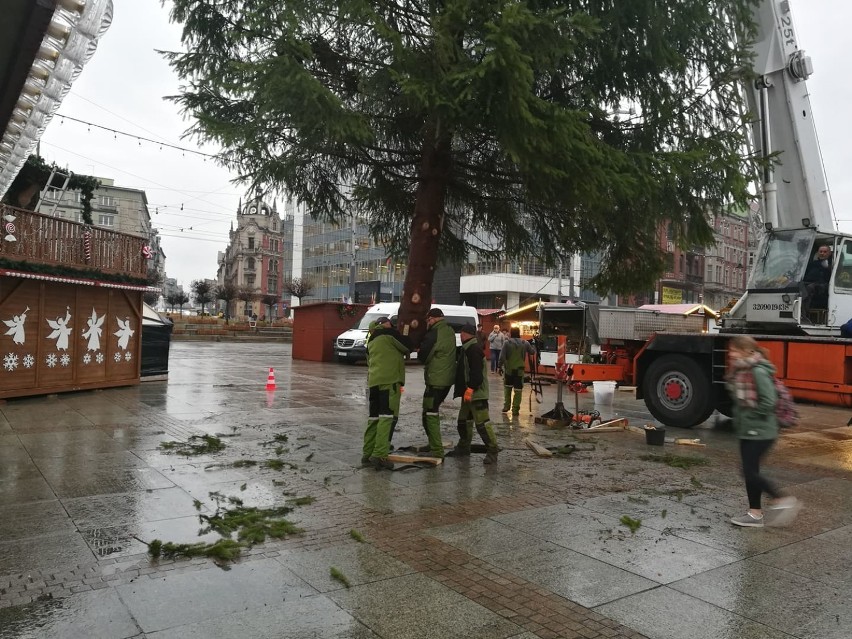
left=56, top=113, right=219, bottom=159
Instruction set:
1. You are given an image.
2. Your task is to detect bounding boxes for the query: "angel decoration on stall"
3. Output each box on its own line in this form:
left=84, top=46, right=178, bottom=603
left=3, top=306, right=29, bottom=345
left=46, top=307, right=73, bottom=351
left=82, top=308, right=105, bottom=352
left=114, top=317, right=135, bottom=350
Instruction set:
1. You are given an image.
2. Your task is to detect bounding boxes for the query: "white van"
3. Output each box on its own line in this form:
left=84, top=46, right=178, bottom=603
left=334, top=302, right=480, bottom=363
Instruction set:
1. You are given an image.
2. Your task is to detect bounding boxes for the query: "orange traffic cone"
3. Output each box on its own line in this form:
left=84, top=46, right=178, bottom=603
left=265, top=367, right=276, bottom=390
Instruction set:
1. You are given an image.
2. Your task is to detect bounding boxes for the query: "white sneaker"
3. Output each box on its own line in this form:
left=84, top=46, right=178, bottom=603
left=766, top=497, right=801, bottom=527
left=731, top=512, right=764, bottom=527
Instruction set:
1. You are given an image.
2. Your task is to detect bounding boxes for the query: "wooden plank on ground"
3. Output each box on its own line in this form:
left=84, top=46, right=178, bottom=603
left=525, top=439, right=553, bottom=457
left=574, top=426, right=626, bottom=433
left=387, top=453, right=443, bottom=465
left=589, top=418, right=628, bottom=430
left=675, top=438, right=707, bottom=447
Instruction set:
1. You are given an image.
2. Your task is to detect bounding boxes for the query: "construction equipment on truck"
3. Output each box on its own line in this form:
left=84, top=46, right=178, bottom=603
left=630, top=0, right=852, bottom=428
left=533, top=1, right=852, bottom=428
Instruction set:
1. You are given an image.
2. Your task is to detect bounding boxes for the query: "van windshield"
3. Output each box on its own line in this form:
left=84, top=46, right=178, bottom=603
left=354, top=313, right=387, bottom=330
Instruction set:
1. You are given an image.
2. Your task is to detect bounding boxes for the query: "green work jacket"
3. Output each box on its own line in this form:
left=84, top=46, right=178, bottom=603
left=420, top=318, right=456, bottom=387
left=367, top=328, right=410, bottom=388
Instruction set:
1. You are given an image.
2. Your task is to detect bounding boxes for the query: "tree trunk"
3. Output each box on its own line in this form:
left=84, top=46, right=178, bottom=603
left=398, top=128, right=451, bottom=346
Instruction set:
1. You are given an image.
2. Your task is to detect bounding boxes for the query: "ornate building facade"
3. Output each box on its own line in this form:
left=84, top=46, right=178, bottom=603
left=217, top=196, right=293, bottom=319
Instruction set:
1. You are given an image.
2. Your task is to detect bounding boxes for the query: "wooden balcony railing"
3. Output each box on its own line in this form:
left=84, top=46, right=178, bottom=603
left=0, top=204, right=148, bottom=278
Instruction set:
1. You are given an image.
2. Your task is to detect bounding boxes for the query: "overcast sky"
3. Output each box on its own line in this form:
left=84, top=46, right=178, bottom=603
left=37, top=0, right=852, bottom=289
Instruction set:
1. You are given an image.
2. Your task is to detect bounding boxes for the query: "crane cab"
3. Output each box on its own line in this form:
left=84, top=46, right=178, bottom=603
left=725, top=228, right=852, bottom=334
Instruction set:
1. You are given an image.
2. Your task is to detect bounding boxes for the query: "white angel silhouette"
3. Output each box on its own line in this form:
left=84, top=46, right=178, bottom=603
left=46, top=307, right=73, bottom=351
left=114, top=317, right=135, bottom=350
left=81, top=308, right=105, bottom=352
left=3, top=306, right=29, bottom=345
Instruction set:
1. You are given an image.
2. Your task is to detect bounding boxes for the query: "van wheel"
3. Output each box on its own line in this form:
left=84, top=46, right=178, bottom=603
left=643, top=355, right=714, bottom=429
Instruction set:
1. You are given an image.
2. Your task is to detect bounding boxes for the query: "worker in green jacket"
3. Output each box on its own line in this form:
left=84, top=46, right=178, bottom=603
left=362, top=316, right=411, bottom=470
left=448, top=323, right=499, bottom=464
left=498, top=327, right=537, bottom=416
left=419, top=308, right=457, bottom=459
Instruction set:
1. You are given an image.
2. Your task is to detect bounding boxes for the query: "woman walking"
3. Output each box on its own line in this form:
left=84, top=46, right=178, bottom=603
left=726, top=335, right=799, bottom=527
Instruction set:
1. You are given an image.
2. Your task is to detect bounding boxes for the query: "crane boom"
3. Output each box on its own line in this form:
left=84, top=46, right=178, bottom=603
left=746, top=0, right=834, bottom=231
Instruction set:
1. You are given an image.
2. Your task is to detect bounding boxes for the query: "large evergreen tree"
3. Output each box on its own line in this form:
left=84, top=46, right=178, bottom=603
left=166, top=0, right=758, bottom=342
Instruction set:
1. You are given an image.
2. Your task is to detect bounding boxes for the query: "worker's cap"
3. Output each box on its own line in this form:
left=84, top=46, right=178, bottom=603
left=459, top=322, right=477, bottom=335
left=426, top=308, right=444, bottom=318
left=375, top=316, right=392, bottom=325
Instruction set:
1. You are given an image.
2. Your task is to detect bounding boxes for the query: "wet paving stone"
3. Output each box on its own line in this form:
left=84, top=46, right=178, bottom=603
left=0, top=501, right=75, bottom=541
left=0, top=476, right=56, bottom=506
left=116, top=560, right=317, bottom=633
left=17, top=430, right=130, bottom=459
left=145, top=594, right=377, bottom=639
left=596, top=585, right=793, bottom=639
left=63, top=487, right=204, bottom=530
left=0, top=532, right=95, bottom=577
left=0, top=588, right=139, bottom=639
left=276, top=543, right=414, bottom=593
left=328, top=572, right=522, bottom=639
left=669, top=560, right=851, bottom=638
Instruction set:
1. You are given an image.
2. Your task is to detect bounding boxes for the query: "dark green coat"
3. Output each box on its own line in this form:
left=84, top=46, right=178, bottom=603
left=454, top=336, right=488, bottom=400
left=499, top=337, right=535, bottom=371
left=420, top=318, right=456, bottom=387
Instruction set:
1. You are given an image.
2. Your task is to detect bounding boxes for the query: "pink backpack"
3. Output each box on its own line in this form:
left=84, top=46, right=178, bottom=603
left=773, top=378, right=799, bottom=428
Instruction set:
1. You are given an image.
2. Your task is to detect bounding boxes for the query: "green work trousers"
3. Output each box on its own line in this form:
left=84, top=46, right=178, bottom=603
left=422, top=385, right=451, bottom=457
left=363, top=383, right=401, bottom=460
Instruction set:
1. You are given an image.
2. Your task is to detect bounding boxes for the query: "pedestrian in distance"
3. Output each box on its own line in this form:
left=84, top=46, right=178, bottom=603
left=419, top=308, right=457, bottom=459
left=448, top=323, right=499, bottom=464
left=725, top=335, right=800, bottom=527
left=487, top=324, right=506, bottom=373
left=362, top=316, right=411, bottom=471
left=498, top=326, right=536, bottom=416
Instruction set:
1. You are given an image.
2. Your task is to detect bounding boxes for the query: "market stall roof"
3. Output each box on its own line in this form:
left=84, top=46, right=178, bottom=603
left=0, top=0, right=113, bottom=199
left=638, top=303, right=720, bottom=319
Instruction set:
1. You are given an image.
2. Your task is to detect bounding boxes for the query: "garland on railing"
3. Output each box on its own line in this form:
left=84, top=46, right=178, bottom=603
left=338, top=303, right=358, bottom=319
left=0, top=257, right=149, bottom=286
left=1, top=155, right=100, bottom=224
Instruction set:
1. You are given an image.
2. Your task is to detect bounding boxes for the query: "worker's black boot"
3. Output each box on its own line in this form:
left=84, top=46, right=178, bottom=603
left=446, top=420, right=472, bottom=456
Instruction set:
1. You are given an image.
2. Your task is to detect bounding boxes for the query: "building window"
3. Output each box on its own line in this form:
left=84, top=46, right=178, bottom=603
left=98, top=214, right=115, bottom=227
left=248, top=236, right=255, bottom=249
left=247, top=275, right=255, bottom=286
left=247, top=257, right=255, bottom=270
left=99, top=195, right=116, bottom=207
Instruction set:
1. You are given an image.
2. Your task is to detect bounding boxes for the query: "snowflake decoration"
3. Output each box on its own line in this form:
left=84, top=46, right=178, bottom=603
left=124, top=351, right=132, bottom=362
left=82, top=353, right=92, bottom=365
left=46, top=353, right=57, bottom=368
left=3, top=353, right=19, bottom=372
left=95, top=352, right=104, bottom=364
left=114, top=352, right=121, bottom=362
left=22, top=354, right=34, bottom=369
left=60, top=354, right=71, bottom=367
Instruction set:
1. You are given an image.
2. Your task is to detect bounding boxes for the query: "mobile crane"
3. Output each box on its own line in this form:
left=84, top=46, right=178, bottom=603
left=552, top=0, right=852, bottom=428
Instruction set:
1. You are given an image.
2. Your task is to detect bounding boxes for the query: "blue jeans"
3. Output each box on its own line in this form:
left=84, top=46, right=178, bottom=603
left=490, top=349, right=501, bottom=372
